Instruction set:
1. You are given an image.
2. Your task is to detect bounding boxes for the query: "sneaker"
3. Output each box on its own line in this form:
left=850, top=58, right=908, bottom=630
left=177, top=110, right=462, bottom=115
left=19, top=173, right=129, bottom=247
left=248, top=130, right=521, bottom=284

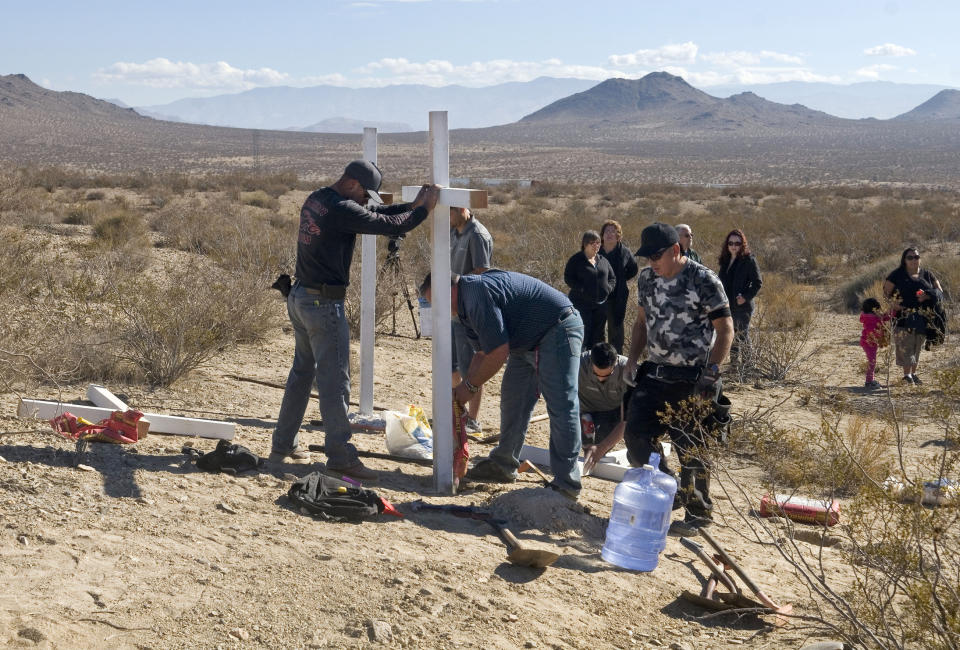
left=864, top=380, right=881, bottom=390
left=902, top=375, right=915, bottom=385
left=465, top=418, right=482, bottom=434
left=910, top=374, right=922, bottom=385
left=464, top=458, right=517, bottom=483
left=327, top=460, right=379, bottom=482
left=268, top=448, right=312, bottom=464
left=669, top=514, right=713, bottom=537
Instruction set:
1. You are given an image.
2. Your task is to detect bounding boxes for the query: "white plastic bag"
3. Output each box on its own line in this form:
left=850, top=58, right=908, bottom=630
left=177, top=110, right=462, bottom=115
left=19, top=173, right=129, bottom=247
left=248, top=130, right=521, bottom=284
left=385, top=409, right=433, bottom=459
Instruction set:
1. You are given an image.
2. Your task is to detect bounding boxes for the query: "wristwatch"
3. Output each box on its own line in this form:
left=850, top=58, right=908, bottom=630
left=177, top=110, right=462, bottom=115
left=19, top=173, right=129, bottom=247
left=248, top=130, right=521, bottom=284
left=463, top=378, right=481, bottom=394
left=706, top=363, right=721, bottom=375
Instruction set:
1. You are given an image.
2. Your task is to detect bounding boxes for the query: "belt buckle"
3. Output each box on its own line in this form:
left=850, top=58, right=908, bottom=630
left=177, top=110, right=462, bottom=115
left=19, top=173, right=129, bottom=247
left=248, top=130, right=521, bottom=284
left=652, top=364, right=664, bottom=379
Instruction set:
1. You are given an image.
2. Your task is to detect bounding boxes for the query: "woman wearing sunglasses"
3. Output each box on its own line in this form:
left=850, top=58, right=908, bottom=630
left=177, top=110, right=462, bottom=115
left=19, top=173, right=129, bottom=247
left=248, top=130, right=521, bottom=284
left=882, top=247, right=944, bottom=385
left=717, top=229, right=762, bottom=365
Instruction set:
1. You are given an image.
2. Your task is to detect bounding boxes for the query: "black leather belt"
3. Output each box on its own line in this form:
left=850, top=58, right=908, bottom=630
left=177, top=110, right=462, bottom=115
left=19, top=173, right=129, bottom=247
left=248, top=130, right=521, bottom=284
left=297, top=281, right=346, bottom=300
left=640, top=361, right=701, bottom=383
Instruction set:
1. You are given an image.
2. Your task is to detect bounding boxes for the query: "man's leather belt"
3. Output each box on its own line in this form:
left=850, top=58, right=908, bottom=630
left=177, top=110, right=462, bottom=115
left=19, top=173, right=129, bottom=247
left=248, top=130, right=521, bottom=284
left=300, top=283, right=347, bottom=300
left=640, top=361, right=701, bottom=383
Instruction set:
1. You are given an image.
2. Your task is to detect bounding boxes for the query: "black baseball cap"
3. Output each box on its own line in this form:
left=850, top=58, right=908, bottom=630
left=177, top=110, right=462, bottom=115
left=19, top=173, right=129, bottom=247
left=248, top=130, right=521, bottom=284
left=635, top=222, right=680, bottom=257
left=344, top=160, right=383, bottom=204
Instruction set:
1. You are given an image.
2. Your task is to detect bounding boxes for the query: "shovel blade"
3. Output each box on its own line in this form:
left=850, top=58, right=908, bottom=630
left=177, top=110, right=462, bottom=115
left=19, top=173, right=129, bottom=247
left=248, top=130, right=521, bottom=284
left=506, top=547, right=560, bottom=568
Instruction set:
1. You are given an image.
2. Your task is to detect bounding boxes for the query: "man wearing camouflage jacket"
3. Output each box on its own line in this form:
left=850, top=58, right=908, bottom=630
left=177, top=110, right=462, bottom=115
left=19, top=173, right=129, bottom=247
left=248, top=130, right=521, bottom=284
left=624, top=223, right=734, bottom=536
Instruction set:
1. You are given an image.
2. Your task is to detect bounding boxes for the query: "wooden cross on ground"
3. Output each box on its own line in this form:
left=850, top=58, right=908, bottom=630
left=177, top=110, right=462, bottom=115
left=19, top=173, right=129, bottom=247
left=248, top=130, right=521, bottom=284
left=401, top=111, right=487, bottom=494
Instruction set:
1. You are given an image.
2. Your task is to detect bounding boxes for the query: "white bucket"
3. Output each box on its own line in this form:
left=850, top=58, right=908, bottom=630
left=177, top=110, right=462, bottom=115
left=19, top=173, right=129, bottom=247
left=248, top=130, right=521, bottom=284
left=418, top=297, right=432, bottom=338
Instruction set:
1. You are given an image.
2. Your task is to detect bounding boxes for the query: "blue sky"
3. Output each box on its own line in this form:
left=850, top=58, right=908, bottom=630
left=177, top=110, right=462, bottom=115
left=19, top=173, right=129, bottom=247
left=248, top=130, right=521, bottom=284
left=3, top=0, right=958, bottom=106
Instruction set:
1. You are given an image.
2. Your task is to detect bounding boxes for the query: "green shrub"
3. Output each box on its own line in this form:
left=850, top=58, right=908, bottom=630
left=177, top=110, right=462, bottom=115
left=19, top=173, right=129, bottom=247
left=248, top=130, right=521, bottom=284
left=242, top=190, right=280, bottom=210
left=93, top=211, right=149, bottom=248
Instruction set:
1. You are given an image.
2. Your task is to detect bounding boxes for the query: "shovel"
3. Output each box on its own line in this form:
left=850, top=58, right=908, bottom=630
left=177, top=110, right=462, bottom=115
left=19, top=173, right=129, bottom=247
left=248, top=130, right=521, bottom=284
left=488, top=518, right=560, bottom=568
left=517, top=459, right=552, bottom=486
left=408, top=500, right=560, bottom=568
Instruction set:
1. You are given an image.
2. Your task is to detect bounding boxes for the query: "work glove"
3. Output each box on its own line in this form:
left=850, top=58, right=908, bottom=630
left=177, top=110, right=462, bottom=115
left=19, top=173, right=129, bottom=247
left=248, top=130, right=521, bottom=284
left=694, top=365, right=721, bottom=399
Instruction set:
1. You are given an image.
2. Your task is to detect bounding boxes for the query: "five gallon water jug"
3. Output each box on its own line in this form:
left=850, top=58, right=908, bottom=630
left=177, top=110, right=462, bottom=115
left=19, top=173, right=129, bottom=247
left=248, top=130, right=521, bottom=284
left=601, top=452, right=677, bottom=571
left=417, top=297, right=432, bottom=338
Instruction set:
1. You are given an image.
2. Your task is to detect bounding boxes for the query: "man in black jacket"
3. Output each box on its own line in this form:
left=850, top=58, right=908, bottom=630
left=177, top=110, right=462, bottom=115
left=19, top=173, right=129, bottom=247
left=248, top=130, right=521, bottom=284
left=598, top=219, right=639, bottom=353
left=270, top=160, right=439, bottom=480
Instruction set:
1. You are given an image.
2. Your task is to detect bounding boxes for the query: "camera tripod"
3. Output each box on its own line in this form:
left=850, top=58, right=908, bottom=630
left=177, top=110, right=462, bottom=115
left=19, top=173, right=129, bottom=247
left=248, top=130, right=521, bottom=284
left=376, top=243, right=421, bottom=338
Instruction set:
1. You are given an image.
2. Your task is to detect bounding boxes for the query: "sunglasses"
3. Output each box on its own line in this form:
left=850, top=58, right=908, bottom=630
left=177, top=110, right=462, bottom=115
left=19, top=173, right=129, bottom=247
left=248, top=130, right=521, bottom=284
left=905, top=254, right=920, bottom=260
left=727, top=241, right=743, bottom=247
left=647, top=246, right=671, bottom=261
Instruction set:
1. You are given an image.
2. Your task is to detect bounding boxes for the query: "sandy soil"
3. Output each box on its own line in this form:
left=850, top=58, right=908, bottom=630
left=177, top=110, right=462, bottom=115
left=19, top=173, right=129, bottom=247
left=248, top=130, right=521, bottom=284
left=1, top=301, right=954, bottom=649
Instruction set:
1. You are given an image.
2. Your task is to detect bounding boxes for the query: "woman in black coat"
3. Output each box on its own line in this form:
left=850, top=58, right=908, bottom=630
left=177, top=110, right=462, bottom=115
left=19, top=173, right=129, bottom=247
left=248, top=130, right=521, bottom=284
left=565, top=230, right=617, bottom=351
left=598, top=219, right=639, bottom=353
left=717, top=228, right=762, bottom=364
left=882, top=247, right=944, bottom=385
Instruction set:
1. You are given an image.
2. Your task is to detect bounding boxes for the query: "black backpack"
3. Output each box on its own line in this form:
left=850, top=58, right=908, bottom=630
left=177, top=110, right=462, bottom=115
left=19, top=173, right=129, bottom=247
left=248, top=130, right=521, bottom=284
left=187, top=440, right=263, bottom=475
left=287, top=472, right=386, bottom=522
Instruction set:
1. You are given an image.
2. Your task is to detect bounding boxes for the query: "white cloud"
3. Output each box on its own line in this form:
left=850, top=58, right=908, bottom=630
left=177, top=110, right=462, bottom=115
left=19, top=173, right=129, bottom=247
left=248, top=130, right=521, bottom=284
left=864, top=43, right=916, bottom=57
left=94, top=58, right=290, bottom=90
left=355, top=57, right=621, bottom=86
left=701, top=50, right=803, bottom=66
left=856, top=63, right=897, bottom=79
left=609, top=42, right=698, bottom=68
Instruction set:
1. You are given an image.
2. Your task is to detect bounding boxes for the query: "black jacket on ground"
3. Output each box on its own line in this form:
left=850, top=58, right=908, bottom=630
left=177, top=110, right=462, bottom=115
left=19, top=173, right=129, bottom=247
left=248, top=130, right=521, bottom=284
left=564, top=251, right=617, bottom=311
left=718, top=254, right=762, bottom=312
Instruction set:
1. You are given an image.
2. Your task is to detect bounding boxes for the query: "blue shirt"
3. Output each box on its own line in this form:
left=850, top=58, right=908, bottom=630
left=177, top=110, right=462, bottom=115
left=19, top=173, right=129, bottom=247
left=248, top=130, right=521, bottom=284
left=456, top=270, right=573, bottom=352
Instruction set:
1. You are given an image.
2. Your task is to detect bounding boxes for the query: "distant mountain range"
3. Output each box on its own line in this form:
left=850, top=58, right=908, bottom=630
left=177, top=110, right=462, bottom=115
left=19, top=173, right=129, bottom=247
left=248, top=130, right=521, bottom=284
left=3, top=72, right=960, bottom=186
left=520, top=73, right=844, bottom=129
left=136, top=77, right=598, bottom=131
left=707, top=80, right=958, bottom=120
left=131, top=76, right=960, bottom=131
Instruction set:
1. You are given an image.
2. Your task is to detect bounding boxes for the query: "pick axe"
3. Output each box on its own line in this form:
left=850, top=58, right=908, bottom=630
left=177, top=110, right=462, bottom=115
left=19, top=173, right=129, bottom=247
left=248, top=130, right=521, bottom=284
left=408, top=500, right=560, bottom=568
left=517, top=459, right=552, bottom=487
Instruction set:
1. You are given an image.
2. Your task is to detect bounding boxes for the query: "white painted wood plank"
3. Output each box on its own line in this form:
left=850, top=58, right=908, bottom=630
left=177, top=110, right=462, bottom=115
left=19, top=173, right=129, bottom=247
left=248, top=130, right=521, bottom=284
left=18, top=399, right=151, bottom=440
left=86, top=384, right=129, bottom=410
left=519, top=445, right=630, bottom=482
left=135, top=412, right=234, bottom=440
left=359, top=128, right=378, bottom=417
left=430, top=111, right=454, bottom=495
left=400, top=186, right=487, bottom=209
left=19, top=397, right=235, bottom=440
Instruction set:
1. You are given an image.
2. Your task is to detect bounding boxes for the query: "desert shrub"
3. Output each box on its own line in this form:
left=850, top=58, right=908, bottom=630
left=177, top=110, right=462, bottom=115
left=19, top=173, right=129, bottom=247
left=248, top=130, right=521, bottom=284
left=113, top=264, right=281, bottom=386
left=836, top=254, right=902, bottom=311
left=242, top=190, right=280, bottom=210
left=93, top=211, right=149, bottom=248
left=63, top=204, right=97, bottom=225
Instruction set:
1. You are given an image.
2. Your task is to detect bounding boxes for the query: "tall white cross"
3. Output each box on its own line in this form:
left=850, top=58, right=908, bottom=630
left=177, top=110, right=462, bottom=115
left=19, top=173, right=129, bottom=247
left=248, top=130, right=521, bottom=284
left=358, top=128, right=379, bottom=416
left=401, top=111, right=487, bottom=494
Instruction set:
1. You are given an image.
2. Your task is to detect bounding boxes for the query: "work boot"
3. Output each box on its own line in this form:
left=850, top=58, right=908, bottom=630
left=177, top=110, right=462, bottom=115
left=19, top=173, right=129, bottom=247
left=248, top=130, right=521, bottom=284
left=464, top=458, right=516, bottom=484
left=327, top=460, right=379, bottom=483
left=268, top=448, right=312, bottom=465
left=669, top=513, right=713, bottom=537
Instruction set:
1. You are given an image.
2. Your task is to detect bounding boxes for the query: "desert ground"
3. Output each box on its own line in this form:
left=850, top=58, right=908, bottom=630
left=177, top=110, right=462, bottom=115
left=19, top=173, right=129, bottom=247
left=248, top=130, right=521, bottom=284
left=2, top=223, right=957, bottom=650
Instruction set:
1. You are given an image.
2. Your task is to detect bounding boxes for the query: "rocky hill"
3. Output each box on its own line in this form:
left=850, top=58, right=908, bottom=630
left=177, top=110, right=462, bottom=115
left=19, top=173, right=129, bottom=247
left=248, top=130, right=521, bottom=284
left=893, top=89, right=960, bottom=121
left=0, top=74, right=143, bottom=120
left=521, top=72, right=845, bottom=130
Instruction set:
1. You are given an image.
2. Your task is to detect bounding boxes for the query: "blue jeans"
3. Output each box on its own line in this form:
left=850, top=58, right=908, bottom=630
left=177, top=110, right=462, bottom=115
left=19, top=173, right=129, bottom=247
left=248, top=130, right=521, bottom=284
left=451, top=319, right=478, bottom=375
left=489, top=311, right=584, bottom=493
left=272, top=284, right=356, bottom=466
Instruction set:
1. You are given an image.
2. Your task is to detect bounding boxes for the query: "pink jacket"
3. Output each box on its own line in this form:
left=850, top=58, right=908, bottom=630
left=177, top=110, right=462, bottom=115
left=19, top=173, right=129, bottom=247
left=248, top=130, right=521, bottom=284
left=860, top=312, right=890, bottom=347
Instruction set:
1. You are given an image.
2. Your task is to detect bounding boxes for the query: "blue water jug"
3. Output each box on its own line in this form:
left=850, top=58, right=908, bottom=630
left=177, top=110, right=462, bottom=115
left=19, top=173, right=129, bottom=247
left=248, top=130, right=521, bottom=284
left=601, top=452, right=678, bottom=571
